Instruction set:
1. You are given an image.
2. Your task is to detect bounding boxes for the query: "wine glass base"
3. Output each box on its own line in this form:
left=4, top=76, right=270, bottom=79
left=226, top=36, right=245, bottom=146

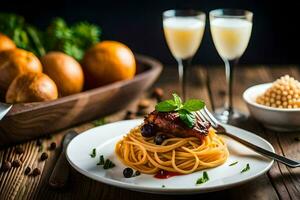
left=214, top=108, right=248, bottom=124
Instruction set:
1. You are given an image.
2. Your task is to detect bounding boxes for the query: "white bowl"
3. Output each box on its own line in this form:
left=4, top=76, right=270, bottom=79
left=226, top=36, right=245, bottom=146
left=243, top=83, right=300, bottom=131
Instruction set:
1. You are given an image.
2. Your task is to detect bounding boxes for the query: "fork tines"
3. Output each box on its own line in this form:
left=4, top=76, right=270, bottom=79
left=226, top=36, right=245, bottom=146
left=195, top=107, right=218, bottom=128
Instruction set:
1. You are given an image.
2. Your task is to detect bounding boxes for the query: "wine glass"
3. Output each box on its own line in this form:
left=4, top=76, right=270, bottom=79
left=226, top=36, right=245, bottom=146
left=209, top=9, right=253, bottom=123
left=163, top=10, right=206, bottom=101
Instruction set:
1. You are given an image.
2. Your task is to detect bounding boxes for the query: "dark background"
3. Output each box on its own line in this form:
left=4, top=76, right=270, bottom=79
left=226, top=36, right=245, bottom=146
left=1, top=0, right=299, bottom=65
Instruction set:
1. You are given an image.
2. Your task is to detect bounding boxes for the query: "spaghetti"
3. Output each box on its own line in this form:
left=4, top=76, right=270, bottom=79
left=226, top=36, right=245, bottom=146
left=115, top=126, right=229, bottom=174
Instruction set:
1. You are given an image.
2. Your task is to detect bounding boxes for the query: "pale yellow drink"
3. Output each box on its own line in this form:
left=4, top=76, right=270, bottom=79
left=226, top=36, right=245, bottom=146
left=210, top=18, right=252, bottom=60
left=163, top=17, right=205, bottom=59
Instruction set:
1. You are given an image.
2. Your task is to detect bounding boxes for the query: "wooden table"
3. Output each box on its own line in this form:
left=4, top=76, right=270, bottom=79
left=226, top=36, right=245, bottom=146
left=1, top=65, right=300, bottom=200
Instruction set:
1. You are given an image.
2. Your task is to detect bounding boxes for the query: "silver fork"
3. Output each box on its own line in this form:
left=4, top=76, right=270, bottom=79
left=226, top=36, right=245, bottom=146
left=196, top=107, right=300, bottom=168
left=0, top=102, right=12, bottom=120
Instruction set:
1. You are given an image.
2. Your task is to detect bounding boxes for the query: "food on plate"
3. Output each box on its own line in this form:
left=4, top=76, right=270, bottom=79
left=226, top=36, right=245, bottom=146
left=41, top=52, right=84, bottom=96
left=82, top=41, right=136, bottom=87
left=115, top=94, right=228, bottom=175
left=0, top=33, right=16, bottom=52
left=6, top=73, right=58, bottom=103
left=256, top=75, right=300, bottom=109
left=0, top=48, right=42, bottom=91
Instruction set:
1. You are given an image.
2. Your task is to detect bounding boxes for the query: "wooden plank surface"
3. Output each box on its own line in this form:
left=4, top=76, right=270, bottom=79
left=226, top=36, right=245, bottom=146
left=1, top=65, right=300, bottom=200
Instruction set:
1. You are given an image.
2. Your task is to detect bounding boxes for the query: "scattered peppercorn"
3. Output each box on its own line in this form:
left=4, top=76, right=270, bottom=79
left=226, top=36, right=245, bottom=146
left=15, top=146, right=24, bottom=154
left=138, top=99, right=151, bottom=109
left=124, top=110, right=136, bottom=120
left=40, top=152, right=48, bottom=161
left=134, top=170, right=141, bottom=177
left=152, top=87, right=164, bottom=101
left=49, top=142, right=56, bottom=150
left=32, top=168, right=41, bottom=176
left=1, top=161, right=11, bottom=172
left=12, top=159, right=22, bottom=168
left=123, top=167, right=134, bottom=178
left=154, top=134, right=167, bottom=145
left=24, top=166, right=31, bottom=175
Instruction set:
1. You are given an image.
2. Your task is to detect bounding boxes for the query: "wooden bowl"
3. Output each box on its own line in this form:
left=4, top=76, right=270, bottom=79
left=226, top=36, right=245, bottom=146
left=0, top=54, right=162, bottom=147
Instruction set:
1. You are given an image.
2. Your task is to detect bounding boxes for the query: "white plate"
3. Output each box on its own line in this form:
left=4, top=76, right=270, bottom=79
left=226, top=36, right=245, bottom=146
left=66, top=119, right=274, bottom=194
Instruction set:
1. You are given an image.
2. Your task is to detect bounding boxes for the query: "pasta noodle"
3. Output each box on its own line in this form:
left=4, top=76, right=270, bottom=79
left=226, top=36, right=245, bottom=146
left=115, top=126, right=229, bottom=174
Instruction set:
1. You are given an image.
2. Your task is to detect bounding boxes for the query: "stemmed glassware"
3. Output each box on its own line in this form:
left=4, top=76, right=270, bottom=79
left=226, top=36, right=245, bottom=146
left=209, top=9, right=253, bottom=123
left=163, top=10, right=206, bottom=101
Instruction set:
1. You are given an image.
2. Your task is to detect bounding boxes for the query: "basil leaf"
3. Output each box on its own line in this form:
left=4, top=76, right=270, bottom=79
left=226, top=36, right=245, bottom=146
left=92, top=118, right=106, bottom=127
left=182, top=99, right=205, bottom=112
left=241, top=163, right=250, bottom=173
left=172, top=93, right=182, bottom=108
left=155, top=100, right=177, bottom=112
left=229, top=161, right=238, bottom=166
left=90, top=148, right=96, bottom=158
left=178, top=109, right=196, bottom=128
left=196, top=171, right=209, bottom=184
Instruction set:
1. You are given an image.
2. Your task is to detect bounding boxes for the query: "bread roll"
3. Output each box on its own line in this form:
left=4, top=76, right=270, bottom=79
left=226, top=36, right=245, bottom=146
left=0, top=48, right=42, bottom=91
left=0, top=33, right=16, bottom=52
left=6, top=73, right=58, bottom=103
left=41, top=52, right=84, bottom=96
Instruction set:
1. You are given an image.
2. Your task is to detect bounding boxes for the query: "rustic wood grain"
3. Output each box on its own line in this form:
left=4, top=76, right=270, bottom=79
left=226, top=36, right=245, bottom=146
left=1, top=65, right=300, bottom=200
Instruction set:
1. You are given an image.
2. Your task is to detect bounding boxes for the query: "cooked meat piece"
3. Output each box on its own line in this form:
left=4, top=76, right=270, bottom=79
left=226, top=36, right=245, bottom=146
left=144, top=111, right=210, bottom=141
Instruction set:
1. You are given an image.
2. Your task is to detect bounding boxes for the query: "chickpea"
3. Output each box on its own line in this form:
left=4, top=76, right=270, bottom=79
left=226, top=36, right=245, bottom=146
left=256, top=75, right=300, bottom=109
left=282, top=91, right=288, bottom=96
left=271, top=93, right=276, bottom=98
left=282, top=101, right=288, bottom=107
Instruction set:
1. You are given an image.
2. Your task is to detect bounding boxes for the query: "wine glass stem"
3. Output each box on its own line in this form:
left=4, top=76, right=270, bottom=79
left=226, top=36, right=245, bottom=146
left=177, top=58, right=191, bottom=101
left=224, top=58, right=238, bottom=113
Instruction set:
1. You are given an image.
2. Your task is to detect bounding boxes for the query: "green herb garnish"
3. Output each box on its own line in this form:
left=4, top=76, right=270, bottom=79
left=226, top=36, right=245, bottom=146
left=155, top=93, right=205, bottom=128
left=103, top=159, right=115, bottom=169
left=241, top=163, right=250, bottom=173
left=97, top=155, right=105, bottom=165
left=103, top=159, right=110, bottom=169
left=196, top=171, right=209, bottom=185
left=90, top=148, right=96, bottom=158
left=162, top=185, right=166, bottom=188
left=108, top=161, right=115, bottom=168
left=92, top=118, right=106, bottom=127
left=229, top=161, right=238, bottom=166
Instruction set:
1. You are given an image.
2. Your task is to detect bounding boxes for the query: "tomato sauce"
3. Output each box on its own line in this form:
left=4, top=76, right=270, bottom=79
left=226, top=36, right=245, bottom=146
left=154, top=170, right=182, bottom=179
